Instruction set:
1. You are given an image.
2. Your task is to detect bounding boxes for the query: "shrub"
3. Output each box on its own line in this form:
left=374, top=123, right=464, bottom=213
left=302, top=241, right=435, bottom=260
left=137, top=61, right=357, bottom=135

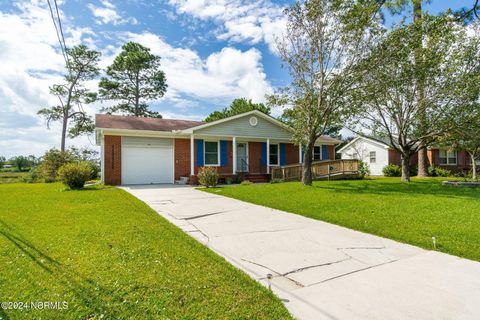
left=39, top=149, right=76, bottom=182
left=358, top=161, right=370, bottom=178
left=58, top=162, right=93, bottom=189
left=240, top=180, right=253, bottom=186
left=197, top=167, right=218, bottom=188
left=428, top=166, right=451, bottom=177
left=383, top=164, right=401, bottom=177
left=22, top=167, right=41, bottom=183
left=270, top=178, right=284, bottom=184
left=410, top=165, right=418, bottom=177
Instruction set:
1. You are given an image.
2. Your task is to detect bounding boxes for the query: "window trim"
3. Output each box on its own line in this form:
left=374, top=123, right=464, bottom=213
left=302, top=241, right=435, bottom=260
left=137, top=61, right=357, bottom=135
left=269, top=143, right=279, bottom=166
left=204, top=141, right=220, bottom=166
left=439, top=149, right=457, bottom=166
left=369, top=151, right=376, bottom=164
left=313, top=146, right=322, bottom=161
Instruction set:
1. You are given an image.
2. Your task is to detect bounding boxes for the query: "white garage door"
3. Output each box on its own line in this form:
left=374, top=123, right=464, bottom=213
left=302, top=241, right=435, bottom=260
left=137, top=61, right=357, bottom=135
left=122, top=137, right=174, bottom=185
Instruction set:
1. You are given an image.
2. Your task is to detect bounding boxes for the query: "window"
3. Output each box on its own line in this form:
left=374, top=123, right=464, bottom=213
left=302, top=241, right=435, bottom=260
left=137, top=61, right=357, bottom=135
left=204, top=141, right=219, bottom=165
left=313, top=146, right=321, bottom=161
left=269, top=144, right=279, bottom=165
left=439, top=150, right=457, bottom=165
left=370, top=151, right=376, bottom=163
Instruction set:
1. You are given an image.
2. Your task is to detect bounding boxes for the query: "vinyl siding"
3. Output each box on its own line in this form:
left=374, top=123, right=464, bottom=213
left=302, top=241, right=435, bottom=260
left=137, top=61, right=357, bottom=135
left=340, top=138, right=388, bottom=176
left=193, top=114, right=292, bottom=140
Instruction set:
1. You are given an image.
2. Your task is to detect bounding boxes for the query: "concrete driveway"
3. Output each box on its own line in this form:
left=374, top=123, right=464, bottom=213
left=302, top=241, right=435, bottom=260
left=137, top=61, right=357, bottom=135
left=123, top=185, right=480, bottom=320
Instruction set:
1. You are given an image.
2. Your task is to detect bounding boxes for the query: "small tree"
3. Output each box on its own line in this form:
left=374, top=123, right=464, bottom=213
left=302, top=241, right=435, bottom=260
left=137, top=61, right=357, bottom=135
left=0, top=156, right=5, bottom=168
left=10, top=156, right=30, bottom=171
left=38, top=45, right=101, bottom=151
left=349, top=16, right=480, bottom=182
left=268, top=0, right=380, bottom=185
left=205, top=98, right=270, bottom=122
left=99, top=42, right=167, bottom=118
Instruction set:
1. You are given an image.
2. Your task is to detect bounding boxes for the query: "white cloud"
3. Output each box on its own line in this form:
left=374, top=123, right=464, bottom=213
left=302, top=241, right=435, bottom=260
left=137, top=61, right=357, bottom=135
left=88, top=0, right=138, bottom=25
left=168, top=0, right=287, bottom=53
left=125, top=31, right=273, bottom=102
left=0, top=1, right=98, bottom=157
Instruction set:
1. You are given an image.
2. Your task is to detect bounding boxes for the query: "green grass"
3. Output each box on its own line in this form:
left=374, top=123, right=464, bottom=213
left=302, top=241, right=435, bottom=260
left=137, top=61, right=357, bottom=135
left=0, top=183, right=291, bottom=320
left=0, top=172, right=27, bottom=184
left=203, top=177, right=480, bottom=262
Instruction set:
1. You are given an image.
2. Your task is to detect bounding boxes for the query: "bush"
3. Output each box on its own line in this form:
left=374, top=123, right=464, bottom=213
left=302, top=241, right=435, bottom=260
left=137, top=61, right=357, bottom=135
left=270, top=178, right=284, bottom=184
left=358, top=161, right=370, bottom=178
left=39, top=149, right=76, bottom=182
left=22, top=167, right=41, bottom=183
left=58, top=162, right=93, bottom=189
left=383, top=164, right=401, bottom=177
left=240, top=180, right=253, bottom=186
left=410, top=165, right=418, bottom=177
left=197, top=167, right=218, bottom=188
left=428, top=166, right=451, bottom=177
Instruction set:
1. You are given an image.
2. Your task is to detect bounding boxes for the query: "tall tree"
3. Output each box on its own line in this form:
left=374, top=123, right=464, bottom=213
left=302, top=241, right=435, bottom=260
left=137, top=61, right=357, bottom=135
left=38, top=45, right=101, bottom=151
left=205, top=98, right=270, bottom=122
left=267, top=0, right=380, bottom=186
left=99, top=42, right=167, bottom=118
left=349, top=16, right=480, bottom=182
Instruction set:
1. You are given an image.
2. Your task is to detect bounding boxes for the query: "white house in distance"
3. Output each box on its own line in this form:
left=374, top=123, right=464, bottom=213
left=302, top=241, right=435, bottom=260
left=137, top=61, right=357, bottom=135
left=338, top=136, right=399, bottom=176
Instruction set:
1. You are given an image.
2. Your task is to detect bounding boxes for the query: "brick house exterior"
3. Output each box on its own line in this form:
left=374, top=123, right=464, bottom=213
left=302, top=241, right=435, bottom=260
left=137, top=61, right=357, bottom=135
left=96, top=110, right=341, bottom=185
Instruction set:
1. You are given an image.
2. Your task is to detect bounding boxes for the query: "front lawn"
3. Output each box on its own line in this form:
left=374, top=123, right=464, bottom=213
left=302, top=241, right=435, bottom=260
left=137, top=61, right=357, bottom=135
left=204, top=177, right=480, bottom=262
left=0, top=171, right=27, bottom=184
left=0, top=183, right=291, bottom=320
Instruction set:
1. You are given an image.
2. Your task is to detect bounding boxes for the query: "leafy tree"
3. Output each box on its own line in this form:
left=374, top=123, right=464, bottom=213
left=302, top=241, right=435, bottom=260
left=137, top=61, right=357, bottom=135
left=0, top=156, right=5, bottom=168
left=99, top=42, right=167, bottom=118
left=10, top=156, right=30, bottom=171
left=38, top=45, right=100, bottom=152
left=349, top=16, right=480, bottom=182
left=205, top=98, right=270, bottom=122
left=267, top=0, right=380, bottom=186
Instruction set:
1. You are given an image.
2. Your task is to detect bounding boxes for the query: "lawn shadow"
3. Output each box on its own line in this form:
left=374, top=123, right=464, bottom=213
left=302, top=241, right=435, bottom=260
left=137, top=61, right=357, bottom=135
left=313, top=179, right=480, bottom=200
left=0, top=219, right=129, bottom=319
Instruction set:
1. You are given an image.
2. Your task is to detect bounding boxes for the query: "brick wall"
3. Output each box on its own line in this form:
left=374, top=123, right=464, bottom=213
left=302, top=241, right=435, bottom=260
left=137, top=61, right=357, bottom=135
left=388, top=149, right=418, bottom=166
left=191, top=140, right=234, bottom=175
left=104, top=135, right=121, bottom=185
left=174, top=138, right=190, bottom=180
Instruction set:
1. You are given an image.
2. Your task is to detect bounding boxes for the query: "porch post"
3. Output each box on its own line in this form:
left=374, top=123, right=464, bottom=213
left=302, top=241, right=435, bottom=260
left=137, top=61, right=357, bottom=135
left=267, top=138, right=270, bottom=174
left=299, top=144, right=302, bottom=164
left=190, top=134, right=194, bottom=176
left=232, top=136, right=237, bottom=174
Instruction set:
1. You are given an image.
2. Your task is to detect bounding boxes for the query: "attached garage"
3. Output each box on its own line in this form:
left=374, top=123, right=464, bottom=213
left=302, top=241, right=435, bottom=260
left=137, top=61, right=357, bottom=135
left=121, top=137, right=174, bottom=185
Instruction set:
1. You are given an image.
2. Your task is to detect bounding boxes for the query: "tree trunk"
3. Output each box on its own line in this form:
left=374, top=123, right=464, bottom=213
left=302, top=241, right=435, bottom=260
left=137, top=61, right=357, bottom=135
left=413, top=1, right=429, bottom=178
left=60, top=113, right=68, bottom=152
left=470, top=152, right=477, bottom=181
left=401, top=154, right=411, bottom=182
left=302, top=143, right=314, bottom=186
left=417, top=146, right=429, bottom=177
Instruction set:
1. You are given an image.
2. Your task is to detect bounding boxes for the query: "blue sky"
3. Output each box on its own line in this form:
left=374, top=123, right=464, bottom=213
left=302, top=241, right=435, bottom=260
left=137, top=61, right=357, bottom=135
left=0, top=0, right=475, bottom=157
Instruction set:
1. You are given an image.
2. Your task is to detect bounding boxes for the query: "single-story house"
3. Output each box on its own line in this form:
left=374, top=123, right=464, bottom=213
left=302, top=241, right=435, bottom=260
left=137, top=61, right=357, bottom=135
left=95, top=110, right=342, bottom=185
left=338, top=135, right=475, bottom=175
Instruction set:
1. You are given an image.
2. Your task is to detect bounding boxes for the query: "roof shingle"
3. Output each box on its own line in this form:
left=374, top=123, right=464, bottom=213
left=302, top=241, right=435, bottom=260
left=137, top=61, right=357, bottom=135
left=95, top=114, right=204, bottom=132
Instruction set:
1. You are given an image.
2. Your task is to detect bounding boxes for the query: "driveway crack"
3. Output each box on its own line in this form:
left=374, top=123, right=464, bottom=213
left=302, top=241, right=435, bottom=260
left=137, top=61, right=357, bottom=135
left=184, top=210, right=234, bottom=220
left=306, top=259, right=398, bottom=287
left=282, top=257, right=352, bottom=277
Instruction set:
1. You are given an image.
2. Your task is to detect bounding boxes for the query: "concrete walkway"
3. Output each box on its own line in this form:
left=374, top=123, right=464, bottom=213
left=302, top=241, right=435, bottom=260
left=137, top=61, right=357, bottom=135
left=123, top=185, right=480, bottom=320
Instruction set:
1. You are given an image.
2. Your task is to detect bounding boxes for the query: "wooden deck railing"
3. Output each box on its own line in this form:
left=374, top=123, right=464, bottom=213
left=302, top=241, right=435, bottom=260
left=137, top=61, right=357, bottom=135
left=271, top=159, right=360, bottom=181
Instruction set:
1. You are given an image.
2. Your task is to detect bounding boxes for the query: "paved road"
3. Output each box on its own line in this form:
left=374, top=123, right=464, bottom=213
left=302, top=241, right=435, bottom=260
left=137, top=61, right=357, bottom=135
left=123, top=185, right=480, bottom=320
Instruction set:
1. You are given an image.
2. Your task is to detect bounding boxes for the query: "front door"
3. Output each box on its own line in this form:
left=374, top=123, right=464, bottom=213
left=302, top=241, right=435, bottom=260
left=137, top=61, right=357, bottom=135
left=236, top=143, right=248, bottom=172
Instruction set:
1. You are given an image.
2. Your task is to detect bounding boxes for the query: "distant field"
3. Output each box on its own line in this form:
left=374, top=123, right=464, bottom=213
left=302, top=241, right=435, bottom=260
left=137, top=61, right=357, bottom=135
left=0, top=171, right=27, bottom=184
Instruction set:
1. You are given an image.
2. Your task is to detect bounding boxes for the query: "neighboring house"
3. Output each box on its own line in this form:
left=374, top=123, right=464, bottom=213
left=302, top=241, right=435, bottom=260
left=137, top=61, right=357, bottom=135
left=339, top=135, right=474, bottom=175
left=2, top=164, right=13, bottom=169
left=95, top=110, right=342, bottom=185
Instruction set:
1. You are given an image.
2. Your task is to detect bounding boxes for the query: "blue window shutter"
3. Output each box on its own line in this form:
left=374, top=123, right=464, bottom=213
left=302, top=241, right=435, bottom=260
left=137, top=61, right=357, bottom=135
left=196, top=139, right=204, bottom=166
left=322, top=145, right=328, bottom=160
left=220, top=140, right=228, bottom=167
left=260, top=142, right=267, bottom=165
left=280, top=143, right=287, bottom=166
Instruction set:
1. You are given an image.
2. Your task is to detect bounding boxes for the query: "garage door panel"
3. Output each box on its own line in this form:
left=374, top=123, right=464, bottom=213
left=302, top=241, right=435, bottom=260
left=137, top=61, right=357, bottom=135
left=122, top=141, right=174, bottom=185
